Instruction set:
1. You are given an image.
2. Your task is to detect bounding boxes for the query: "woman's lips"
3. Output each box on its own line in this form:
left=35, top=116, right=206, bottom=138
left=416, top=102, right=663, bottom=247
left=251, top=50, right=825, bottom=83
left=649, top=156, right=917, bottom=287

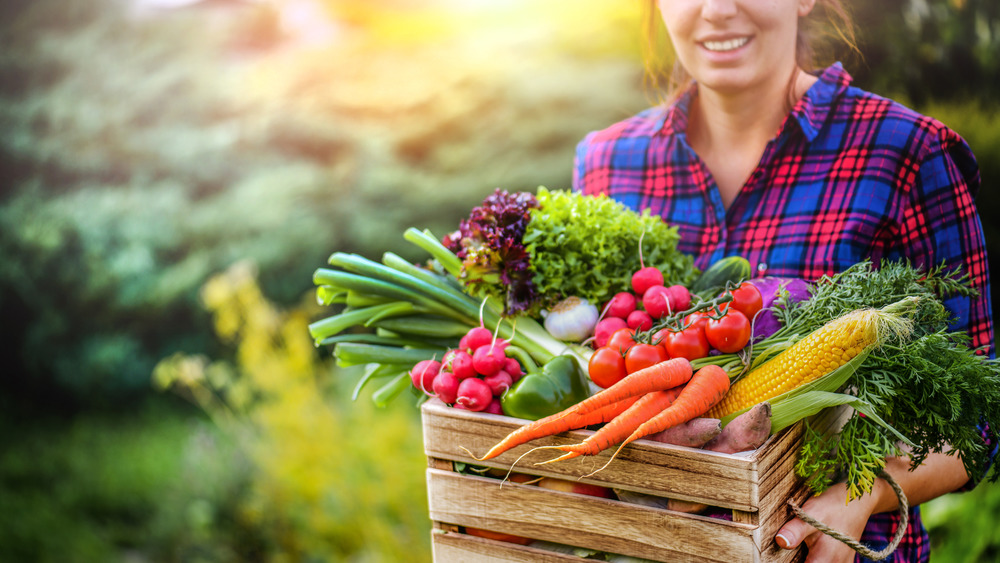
left=700, top=36, right=750, bottom=52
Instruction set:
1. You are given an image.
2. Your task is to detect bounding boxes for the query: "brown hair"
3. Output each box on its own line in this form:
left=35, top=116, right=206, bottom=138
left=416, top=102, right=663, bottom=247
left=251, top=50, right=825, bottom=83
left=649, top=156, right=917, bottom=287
left=640, top=0, right=860, bottom=103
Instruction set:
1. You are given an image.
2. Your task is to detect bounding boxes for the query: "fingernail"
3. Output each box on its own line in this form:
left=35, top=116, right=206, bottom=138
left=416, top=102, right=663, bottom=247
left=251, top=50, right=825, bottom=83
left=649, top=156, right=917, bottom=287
left=775, top=533, right=791, bottom=549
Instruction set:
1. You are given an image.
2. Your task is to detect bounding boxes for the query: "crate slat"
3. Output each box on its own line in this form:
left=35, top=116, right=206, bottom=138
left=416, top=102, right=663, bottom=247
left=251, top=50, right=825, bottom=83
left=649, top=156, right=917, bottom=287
left=421, top=398, right=841, bottom=562
left=427, top=467, right=759, bottom=562
left=422, top=399, right=764, bottom=511
left=432, top=530, right=591, bottom=563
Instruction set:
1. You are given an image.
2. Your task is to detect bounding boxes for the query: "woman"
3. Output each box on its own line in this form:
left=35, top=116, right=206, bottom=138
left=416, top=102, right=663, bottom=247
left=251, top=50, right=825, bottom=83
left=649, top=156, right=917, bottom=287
left=573, top=0, right=994, bottom=561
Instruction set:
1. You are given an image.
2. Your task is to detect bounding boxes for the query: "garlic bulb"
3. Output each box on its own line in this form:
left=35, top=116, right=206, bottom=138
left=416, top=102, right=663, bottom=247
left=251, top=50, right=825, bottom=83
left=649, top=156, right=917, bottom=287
left=542, top=296, right=599, bottom=342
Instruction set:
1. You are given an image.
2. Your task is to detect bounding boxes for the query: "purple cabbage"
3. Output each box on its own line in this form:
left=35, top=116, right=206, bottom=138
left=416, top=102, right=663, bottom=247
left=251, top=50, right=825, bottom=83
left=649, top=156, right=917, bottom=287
left=749, top=277, right=812, bottom=340
left=442, top=189, right=540, bottom=314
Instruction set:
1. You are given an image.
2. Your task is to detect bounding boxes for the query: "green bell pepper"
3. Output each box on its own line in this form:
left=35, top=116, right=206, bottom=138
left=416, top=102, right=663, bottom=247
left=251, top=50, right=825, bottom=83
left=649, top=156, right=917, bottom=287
left=501, top=354, right=590, bottom=421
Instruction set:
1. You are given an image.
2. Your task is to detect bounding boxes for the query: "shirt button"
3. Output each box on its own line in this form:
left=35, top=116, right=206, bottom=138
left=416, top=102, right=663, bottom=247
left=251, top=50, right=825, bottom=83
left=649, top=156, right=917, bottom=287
left=757, top=263, right=768, bottom=274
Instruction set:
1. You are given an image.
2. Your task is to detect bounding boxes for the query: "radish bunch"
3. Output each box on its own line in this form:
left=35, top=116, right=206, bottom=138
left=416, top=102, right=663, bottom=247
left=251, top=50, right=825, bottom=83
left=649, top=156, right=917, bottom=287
left=409, top=326, right=522, bottom=414
left=593, top=266, right=693, bottom=348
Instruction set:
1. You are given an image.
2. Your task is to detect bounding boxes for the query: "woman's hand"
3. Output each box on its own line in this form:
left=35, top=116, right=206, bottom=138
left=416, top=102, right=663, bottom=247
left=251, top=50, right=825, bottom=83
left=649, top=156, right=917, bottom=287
left=775, top=452, right=969, bottom=562
left=775, top=481, right=881, bottom=563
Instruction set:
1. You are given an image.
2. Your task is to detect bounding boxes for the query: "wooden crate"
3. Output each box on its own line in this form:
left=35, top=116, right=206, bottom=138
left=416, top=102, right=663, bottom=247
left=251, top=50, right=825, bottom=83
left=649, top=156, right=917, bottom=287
left=422, top=398, right=848, bottom=563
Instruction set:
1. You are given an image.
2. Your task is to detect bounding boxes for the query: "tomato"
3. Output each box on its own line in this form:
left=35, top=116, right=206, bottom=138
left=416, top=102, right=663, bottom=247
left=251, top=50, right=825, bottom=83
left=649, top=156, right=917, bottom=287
left=588, top=346, right=628, bottom=388
left=683, top=312, right=710, bottom=332
left=606, top=327, right=638, bottom=354
left=663, top=328, right=710, bottom=361
left=729, top=282, right=764, bottom=320
left=625, top=343, right=668, bottom=374
left=651, top=327, right=670, bottom=345
left=705, top=310, right=752, bottom=353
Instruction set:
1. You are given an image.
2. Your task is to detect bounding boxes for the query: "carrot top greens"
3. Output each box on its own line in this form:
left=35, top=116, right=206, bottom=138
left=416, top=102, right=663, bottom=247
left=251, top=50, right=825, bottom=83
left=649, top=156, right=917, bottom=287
left=777, top=261, right=1000, bottom=499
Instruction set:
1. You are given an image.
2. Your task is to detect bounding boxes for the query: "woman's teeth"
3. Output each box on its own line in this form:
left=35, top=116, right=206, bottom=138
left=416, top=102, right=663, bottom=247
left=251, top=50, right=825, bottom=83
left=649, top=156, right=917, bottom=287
left=703, top=37, right=749, bottom=52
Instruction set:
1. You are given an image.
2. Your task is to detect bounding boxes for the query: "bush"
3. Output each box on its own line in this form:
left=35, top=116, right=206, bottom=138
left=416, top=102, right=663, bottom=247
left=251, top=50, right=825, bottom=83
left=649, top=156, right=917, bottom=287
left=0, top=403, right=252, bottom=562
left=0, top=0, right=648, bottom=408
left=925, top=481, right=1000, bottom=562
left=154, top=262, right=432, bottom=561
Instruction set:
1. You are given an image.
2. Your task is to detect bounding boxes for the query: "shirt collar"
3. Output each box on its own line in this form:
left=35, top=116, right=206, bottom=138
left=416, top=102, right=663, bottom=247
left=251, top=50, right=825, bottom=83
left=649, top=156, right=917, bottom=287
left=789, top=62, right=852, bottom=142
left=656, top=62, right=852, bottom=142
left=657, top=84, right=696, bottom=137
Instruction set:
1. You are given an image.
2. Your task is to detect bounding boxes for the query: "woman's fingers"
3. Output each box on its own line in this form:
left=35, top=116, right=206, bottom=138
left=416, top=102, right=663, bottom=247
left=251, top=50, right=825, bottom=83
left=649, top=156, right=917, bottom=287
left=775, top=516, right=811, bottom=550
left=775, top=482, right=880, bottom=563
left=777, top=516, right=858, bottom=563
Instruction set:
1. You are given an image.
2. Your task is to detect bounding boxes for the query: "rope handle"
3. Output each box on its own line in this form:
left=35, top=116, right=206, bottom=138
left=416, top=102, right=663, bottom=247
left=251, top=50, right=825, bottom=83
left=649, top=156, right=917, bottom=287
left=786, top=471, right=909, bottom=561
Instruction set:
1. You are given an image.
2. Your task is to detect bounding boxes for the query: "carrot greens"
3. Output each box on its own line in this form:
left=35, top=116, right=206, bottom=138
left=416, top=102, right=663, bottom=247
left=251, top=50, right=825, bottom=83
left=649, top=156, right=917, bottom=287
left=776, top=261, right=1000, bottom=500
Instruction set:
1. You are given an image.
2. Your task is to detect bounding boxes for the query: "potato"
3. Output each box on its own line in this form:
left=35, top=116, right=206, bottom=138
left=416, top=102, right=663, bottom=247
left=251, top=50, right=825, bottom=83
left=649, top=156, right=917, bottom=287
left=645, top=417, right=722, bottom=448
left=704, top=402, right=772, bottom=453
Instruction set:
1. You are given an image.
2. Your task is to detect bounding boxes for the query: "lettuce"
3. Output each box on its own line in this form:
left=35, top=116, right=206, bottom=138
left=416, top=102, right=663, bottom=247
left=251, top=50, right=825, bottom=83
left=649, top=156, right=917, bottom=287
left=523, top=187, right=697, bottom=310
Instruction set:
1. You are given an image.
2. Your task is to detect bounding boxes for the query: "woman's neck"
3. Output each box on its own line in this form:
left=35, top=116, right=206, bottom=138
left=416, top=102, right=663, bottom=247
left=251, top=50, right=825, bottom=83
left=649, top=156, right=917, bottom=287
left=687, top=68, right=817, bottom=208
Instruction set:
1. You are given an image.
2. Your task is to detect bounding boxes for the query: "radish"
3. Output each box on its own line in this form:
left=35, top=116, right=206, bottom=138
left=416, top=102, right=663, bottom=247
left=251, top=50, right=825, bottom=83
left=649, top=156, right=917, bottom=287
left=483, top=370, right=513, bottom=396
left=604, top=292, right=637, bottom=319
left=451, top=350, right=476, bottom=379
left=409, top=359, right=441, bottom=395
left=667, top=284, right=692, bottom=312
left=456, top=377, right=493, bottom=411
left=642, top=285, right=673, bottom=318
left=631, top=266, right=664, bottom=297
left=485, top=398, right=504, bottom=415
left=593, top=316, right=628, bottom=348
left=460, top=326, right=494, bottom=351
left=627, top=310, right=653, bottom=331
left=503, top=357, right=523, bottom=382
left=432, top=371, right=460, bottom=404
left=472, top=344, right=505, bottom=377
left=440, top=349, right=459, bottom=371
left=631, top=231, right=664, bottom=297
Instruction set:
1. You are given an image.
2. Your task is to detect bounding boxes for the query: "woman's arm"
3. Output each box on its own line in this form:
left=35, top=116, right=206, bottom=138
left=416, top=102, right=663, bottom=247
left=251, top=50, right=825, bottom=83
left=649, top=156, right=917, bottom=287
left=775, top=451, right=970, bottom=562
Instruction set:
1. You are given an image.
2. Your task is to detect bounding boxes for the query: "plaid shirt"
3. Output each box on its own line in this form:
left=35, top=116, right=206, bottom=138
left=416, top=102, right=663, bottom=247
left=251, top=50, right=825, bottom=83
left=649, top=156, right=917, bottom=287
left=574, top=63, right=994, bottom=562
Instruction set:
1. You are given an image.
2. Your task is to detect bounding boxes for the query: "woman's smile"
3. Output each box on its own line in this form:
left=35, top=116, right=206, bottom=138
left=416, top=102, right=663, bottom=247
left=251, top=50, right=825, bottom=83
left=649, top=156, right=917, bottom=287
left=700, top=36, right=750, bottom=53
left=658, top=0, right=810, bottom=95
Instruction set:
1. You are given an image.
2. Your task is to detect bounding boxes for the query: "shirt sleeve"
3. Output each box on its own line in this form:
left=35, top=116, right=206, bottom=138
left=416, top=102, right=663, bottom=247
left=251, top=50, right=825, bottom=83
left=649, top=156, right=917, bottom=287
left=571, top=133, right=591, bottom=195
left=900, top=123, right=997, bottom=490
left=897, top=124, right=993, bottom=354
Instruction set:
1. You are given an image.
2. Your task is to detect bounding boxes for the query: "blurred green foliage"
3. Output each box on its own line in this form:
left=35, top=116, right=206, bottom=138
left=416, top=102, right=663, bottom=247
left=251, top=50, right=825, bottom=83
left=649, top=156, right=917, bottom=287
left=1, top=0, right=999, bottom=561
left=850, top=0, right=1000, bottom=106
left=0, top=402, right=254, bottom=562
left=923, top=479, right=1000, bottom=562
left=152, top=262, right=431, bottom=562
left=0, top=0, right=648, bottom=407
left=2, top=0, right=996, bottom=408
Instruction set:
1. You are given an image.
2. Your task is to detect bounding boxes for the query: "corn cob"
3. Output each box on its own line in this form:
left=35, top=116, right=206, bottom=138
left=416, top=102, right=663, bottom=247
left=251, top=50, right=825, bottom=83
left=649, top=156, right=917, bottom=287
left=707, top=306, right=913, bottom=419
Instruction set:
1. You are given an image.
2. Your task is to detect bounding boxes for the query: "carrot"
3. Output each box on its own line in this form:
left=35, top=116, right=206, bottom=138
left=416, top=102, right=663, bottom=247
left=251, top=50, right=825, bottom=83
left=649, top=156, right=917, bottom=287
left=470, top=395, right=643, bottom=461
left=538, top=387, right=682, bottom=465
left=592, top=365, right=730, bottom=472
left=554, top=357, right=692, bottom=422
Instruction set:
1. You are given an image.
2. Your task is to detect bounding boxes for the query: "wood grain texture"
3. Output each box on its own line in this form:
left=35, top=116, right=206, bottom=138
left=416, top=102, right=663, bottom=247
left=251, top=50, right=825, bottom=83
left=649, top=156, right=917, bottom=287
left=422, top=399, right=761, bottom=511
left=432, top=530, right=590, bottom=563
left=420, top=400, right=845, bottom=562
left=427, top=468, right=759, bottom=562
